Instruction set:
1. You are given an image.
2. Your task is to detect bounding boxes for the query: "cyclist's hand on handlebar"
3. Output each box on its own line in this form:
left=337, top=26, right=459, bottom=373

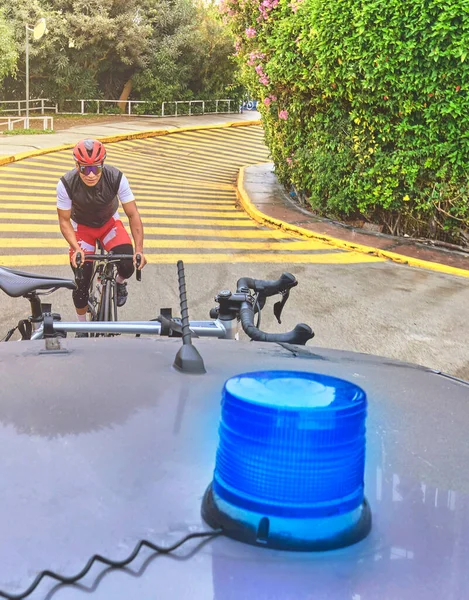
left=71, top=249, right=85, bottom=269
left=133, top=252, right=147, bottom=270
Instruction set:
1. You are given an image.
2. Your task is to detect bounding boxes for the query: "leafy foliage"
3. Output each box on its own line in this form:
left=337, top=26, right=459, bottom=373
left=0, top=10, right=18, bottom=81
left=0, top=0, right=241, bottom=107
left=132, top=0, right=242, bottom=104
left=221, top=0, right=469, bottom=243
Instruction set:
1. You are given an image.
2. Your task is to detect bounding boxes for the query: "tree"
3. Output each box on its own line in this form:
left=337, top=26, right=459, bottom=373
left=1, top=0, right=241, bottom=109
left=0, top=0, right=151, bottom=101
left=187, top=1, right=242, bottom=100
left=132, top=0, right=241, bottom=106
left=0, top=10, right=19, bottom=83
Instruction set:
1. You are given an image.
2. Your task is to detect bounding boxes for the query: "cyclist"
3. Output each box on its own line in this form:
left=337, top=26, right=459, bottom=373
left=56, top=139, right=147, bottom=334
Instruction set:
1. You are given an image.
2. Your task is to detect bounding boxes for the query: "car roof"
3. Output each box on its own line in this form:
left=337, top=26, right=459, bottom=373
left=0, top=337, right=468, bottom=599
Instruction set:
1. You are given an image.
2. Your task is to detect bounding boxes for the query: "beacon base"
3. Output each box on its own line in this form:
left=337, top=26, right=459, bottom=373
left=202, top=484, right=372, bottom=552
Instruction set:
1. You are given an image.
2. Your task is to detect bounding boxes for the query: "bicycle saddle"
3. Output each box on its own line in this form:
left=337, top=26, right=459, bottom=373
left=0, top=267, right=76, bottom=297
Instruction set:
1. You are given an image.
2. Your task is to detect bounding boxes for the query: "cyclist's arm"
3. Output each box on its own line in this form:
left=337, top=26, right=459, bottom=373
left=118, top=174, right=146, bottom=268
left=56, top=183, right=80, bottom=251
left=122, top=200, right=144, bottom=254
left=57, top=207, right=82, bottom=263
left=57, top=207, right=77, bottom=247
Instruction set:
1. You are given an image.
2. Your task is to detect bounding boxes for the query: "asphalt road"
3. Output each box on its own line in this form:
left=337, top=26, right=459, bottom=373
left=0, top=125, right=468, bottom=379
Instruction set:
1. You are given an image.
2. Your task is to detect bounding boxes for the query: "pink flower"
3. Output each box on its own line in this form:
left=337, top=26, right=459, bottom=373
left=245, top=27, right=257, bottom=38
left=264, top=97, right=272, bottom=106
left=286, top=157, right=293, bottom=165
left=255, top=64, right=264, bottom=75
left=271, top=95, right=277, bottom=101
left=258, top=0, right=279, bottom=19
left=279, top=110, right=289, bottom=120
left=259, top=75, right=270, bottom=85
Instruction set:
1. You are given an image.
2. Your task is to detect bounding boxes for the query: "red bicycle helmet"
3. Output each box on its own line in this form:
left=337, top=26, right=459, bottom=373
left=73, top=139, right=107, bottom=164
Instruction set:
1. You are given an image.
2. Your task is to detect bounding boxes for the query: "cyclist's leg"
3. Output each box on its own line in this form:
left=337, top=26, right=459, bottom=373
left=100, top=217, right=134, bottom=307
left=72, top=260, right=93, bottom=313
left=69, top=223, right=97, bottom=321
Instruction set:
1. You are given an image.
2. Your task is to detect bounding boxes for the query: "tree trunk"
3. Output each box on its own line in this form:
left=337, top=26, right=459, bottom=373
left=118, top=79, right=133, bottom=114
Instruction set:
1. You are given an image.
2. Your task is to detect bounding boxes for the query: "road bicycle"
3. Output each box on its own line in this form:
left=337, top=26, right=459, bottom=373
left=0, top=248, right=142, bottom=341
left=0, top=260, right=314, bottom=345
left=75, top=246, right=142, bottom=336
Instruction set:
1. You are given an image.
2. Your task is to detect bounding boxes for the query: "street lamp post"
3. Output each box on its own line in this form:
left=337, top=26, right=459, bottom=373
left=25, top=18, right=46, bottom=128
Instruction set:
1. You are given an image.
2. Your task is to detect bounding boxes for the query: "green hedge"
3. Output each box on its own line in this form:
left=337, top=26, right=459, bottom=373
left=222, top=0, right=469, bottom=243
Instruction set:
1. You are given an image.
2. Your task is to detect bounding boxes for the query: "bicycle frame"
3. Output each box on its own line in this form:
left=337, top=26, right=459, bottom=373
left=94, top=262, right=116, bottom=324
left=86, top=252, right=120, bottom=329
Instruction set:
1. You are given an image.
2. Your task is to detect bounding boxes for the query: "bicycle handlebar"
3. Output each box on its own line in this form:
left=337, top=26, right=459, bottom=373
left=77, top=254, right=135, bottom=261
left=236, top=272, right=297, bottom=296
left=75, top=253, right=142, bottom=281
left=239, top=299, right=314, bottom=345
left=212, top=271, right=314, bottom=345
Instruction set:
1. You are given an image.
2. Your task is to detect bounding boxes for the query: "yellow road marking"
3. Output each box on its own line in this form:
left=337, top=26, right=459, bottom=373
left=0, top=196, right=235, bottom=207
left=0, top=164, right=235, bottom=185
left=138, top=130, right=267, bottom=151
left=0, top=203, right=242, bottom=216
left=0, top=238, right=334, bottom=251
left=0, top=159, right=237, bottom=185
left=0, top=224, right=295, bottom=238
left=0, top=212, right=253, bottom=226
left=110, top=153, right=259, bottom=175
left=0, top=169, right=230, bottom=184
left=0, top=252, right=385, bottom=267
left=0, top=168, right=235, bottom=191
left=0, top=191, right=236, bottom=202
left=0, top=176, right=233, bottom=191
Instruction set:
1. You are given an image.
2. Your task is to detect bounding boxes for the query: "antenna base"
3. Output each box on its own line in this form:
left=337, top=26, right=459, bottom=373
left=173, top=343, right=206, bottom=374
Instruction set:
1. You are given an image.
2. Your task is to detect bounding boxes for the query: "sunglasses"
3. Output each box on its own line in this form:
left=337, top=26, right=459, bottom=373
left=78, top=164, right=103, bottom=176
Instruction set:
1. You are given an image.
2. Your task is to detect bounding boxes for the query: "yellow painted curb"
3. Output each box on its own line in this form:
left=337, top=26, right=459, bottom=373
left=0, top=120, right=262, bottom=167
left=236, top=166, right=469, bottom=279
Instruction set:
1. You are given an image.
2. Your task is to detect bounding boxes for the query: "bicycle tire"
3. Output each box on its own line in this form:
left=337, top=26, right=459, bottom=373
left=101, top=280, right=110, bottom=323
left=87, top=263, right=101, bottom=325
left=111, top=280, right=118, bottom=322
left=100, top=279, right=118, bottom=337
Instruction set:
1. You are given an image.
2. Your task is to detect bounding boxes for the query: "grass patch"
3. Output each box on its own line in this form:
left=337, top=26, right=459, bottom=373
left=2, top=128, right=55, bottom=135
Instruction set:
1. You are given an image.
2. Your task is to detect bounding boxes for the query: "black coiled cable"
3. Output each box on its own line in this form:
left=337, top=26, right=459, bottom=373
left=0, top=530, right=222, bottom=600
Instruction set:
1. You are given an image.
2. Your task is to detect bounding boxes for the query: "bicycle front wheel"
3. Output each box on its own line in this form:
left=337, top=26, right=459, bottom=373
left=98, top=280, right=118, bottom=335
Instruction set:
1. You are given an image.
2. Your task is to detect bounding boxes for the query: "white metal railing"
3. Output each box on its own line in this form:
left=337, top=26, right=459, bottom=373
left=0, top=98, right=57, bottom=115
left=0, top=115, right=54, bottom=130
left=0, top=98, right=239, bottom=118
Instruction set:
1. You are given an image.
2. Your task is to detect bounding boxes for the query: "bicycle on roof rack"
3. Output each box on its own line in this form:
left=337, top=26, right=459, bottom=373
left=75, top=245, right=142, bottom=336
left=0, top=247, right=142, bottom=342
left=0, top=260, right=314, bottom=346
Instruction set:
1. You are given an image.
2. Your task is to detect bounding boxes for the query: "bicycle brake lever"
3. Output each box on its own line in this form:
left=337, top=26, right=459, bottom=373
left=136, top=254, right=142, bottom=282
left=75, top=253, right=84, bottom=282
left=273, top=289, right=290, bottom=324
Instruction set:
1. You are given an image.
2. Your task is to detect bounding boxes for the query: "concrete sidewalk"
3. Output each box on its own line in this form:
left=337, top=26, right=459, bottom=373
left=242, top=163, right=469, bottom=276
left=0, top=111, right=260, bottom=156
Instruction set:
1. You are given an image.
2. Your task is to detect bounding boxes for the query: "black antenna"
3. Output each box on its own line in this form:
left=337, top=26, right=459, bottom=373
left=173, top=260, right=206, bottom=374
